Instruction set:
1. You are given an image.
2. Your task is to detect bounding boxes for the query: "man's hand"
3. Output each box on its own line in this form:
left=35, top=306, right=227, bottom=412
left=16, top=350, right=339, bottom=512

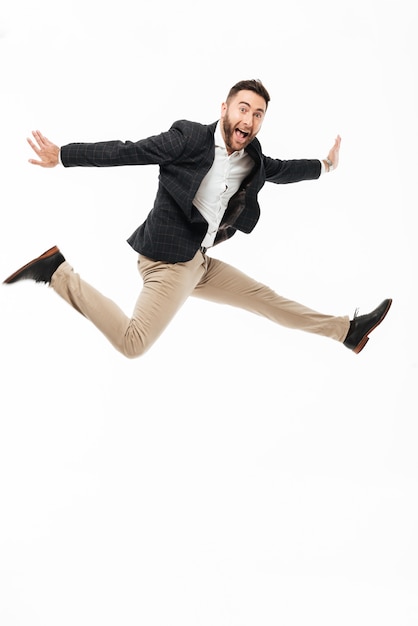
left=325, top=135, right=341, bottom=171
left=27, top=130, right=60, bottom=167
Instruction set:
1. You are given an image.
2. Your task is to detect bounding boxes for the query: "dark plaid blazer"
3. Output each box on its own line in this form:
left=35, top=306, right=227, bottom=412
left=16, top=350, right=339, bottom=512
left=60, top=120, right=322, bottom=263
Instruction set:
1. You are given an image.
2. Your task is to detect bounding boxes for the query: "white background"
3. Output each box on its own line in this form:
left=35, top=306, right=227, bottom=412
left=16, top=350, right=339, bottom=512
left=1, top=1, right=417, bottom=624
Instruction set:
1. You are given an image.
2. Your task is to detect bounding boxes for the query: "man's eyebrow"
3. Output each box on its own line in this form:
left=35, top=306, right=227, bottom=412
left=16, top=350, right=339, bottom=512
left=238, top=100, right=265, bottom=113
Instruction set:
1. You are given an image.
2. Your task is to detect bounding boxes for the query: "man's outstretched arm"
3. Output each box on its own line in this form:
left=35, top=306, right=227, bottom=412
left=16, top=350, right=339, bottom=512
left=27, top=130, right=60, bottom=167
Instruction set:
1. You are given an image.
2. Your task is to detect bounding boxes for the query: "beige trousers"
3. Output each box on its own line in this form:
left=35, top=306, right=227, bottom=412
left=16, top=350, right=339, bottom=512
left=51, top=250, right=350, bottom=358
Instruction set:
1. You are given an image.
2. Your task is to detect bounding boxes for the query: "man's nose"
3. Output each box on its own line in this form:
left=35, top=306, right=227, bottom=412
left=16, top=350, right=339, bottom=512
left=242, top=112, right=252, bottom=127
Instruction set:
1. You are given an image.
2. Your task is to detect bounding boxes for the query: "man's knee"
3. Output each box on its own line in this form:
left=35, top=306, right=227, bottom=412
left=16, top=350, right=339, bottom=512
left=119, top=327, right=151, bottom=359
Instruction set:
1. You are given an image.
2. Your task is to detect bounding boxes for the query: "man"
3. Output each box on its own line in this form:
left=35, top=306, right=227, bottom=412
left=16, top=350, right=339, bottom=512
left=3, top=79, right=391, bottom=358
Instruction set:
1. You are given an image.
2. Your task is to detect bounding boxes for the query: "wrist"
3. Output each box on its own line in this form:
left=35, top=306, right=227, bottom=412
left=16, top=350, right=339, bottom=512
left=324, top=158, right=334, bottom=173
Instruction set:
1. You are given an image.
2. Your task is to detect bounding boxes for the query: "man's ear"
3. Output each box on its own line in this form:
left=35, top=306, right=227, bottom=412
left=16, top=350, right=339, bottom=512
left=220, top=102, right=227, bottom=118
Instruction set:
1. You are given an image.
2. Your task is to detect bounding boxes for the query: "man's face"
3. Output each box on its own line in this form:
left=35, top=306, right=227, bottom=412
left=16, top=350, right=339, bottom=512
left=220, top=89, right=267, bottom=155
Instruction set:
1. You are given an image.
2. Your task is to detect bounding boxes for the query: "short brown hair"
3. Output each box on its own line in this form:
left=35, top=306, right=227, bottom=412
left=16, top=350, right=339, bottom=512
left=226, top=79, right=271, bottom=109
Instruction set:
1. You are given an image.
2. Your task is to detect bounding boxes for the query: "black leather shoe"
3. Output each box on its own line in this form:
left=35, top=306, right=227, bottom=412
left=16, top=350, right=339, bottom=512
left=343, top=299, right=392, bottom=354
left=3, top=246, right=65, bottom=285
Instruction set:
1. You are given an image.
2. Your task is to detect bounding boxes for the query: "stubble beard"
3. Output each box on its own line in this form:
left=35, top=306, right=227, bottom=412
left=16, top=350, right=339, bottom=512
left=222, top=112, right=252, bottom=153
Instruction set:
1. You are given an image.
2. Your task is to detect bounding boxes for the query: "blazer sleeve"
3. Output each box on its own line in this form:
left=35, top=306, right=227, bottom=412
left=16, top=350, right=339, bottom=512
left=263, top=155, right=321, bottom=184
left=60, top=122, right=190, bottom=168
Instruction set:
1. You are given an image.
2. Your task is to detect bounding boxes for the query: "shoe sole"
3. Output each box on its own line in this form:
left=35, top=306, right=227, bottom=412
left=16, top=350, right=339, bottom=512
left=3, top=246, right=60, bottom=284
left=353, top=299, right=393, bottom=354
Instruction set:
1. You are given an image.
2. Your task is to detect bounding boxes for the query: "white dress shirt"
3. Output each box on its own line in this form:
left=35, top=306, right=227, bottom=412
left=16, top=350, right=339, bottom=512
left=193, top=123, right=254, bottom=248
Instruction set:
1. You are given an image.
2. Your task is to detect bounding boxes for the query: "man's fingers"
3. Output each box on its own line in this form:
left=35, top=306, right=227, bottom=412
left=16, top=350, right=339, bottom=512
left=27, top=137, right=41, bottom=155
left=26, top=130, right=58, bottom=167
left=32, top=130, right=44, bottom=142
left=32, top=130, right=50, bottom=146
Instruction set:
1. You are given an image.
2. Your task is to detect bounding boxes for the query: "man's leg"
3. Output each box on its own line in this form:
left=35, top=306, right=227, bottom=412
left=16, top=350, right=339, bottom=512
left=51, top=251, right=207, bottom=357
left=193, top=256, right=350, bottom=341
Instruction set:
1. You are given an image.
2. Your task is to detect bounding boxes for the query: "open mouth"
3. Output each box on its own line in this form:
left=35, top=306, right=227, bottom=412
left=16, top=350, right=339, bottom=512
left=235, top=128, right=249, bottom=140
